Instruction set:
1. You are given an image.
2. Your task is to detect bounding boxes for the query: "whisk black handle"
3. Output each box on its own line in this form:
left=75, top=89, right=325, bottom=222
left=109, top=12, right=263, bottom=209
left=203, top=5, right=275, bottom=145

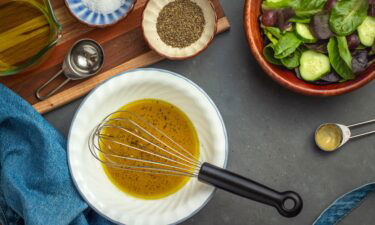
left=197, top=163, right=303, bottom=218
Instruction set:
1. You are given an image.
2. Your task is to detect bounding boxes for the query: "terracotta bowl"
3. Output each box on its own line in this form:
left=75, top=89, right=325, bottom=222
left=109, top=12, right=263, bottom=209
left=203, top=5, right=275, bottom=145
left=244, top=0, right=375, bottom=96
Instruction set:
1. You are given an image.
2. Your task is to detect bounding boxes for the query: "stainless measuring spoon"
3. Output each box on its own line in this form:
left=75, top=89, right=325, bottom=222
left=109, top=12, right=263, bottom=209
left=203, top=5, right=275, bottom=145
left=315, top=119, right=375, bottom=152
left=36, top=39, right=104, bottom=100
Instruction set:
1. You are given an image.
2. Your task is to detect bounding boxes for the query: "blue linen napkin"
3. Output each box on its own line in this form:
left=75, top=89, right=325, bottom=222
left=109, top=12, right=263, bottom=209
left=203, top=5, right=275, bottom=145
left=0, top=84, right=114, bottom=225
left=313, top=183, right=375, bottom=225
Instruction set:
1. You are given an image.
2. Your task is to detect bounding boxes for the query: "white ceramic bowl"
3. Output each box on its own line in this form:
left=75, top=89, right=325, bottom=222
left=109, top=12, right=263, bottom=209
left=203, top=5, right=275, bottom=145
left=142, top=0, right=217, bottom=59
left=68, top=68, right=228, bottom=225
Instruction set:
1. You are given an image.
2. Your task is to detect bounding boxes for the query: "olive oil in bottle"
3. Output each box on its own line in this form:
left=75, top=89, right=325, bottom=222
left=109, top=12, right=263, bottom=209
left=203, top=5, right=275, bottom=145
left=0, top=0, right=52, bottom=72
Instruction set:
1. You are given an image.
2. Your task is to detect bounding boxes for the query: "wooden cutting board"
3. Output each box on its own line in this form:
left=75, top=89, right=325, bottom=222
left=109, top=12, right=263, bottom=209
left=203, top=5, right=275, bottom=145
left=0, top=0, right=230, bottom=114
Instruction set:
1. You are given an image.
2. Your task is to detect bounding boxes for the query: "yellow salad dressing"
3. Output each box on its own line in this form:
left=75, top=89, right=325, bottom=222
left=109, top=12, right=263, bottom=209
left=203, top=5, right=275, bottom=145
left=100, top=99, right=199, bottom=199
left=315, top=124, right=342, bottom=151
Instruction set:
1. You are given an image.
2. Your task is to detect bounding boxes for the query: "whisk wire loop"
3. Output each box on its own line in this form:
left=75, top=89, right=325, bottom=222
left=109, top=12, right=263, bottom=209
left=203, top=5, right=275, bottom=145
left=89, top=110, right=201, bottom=177
left=99, top=121, right=198, bottom=167
left=97, top=133, right=197, bottom=170
left=111, top=113, right=201, bottom=164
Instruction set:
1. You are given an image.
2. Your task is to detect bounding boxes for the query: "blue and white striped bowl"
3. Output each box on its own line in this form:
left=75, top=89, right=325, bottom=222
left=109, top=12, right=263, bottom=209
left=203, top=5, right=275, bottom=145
left=65, top=0, right=137, bottom=27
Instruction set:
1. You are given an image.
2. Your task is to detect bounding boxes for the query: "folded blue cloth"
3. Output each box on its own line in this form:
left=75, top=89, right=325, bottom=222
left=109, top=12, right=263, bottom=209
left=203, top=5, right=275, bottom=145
left=313, top=183, right=375, bottom=225
left=0, top=84, right=114, bottom=225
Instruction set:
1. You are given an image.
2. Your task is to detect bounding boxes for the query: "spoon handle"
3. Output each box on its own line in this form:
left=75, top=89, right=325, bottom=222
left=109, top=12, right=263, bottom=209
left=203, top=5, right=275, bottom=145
left=36, top=70, right=71, bottom=101
left=347, top=119, right=375, bottom=140
left=348, top=119, right=375, bottom=128
left=350, top=130, right=375, bottom=139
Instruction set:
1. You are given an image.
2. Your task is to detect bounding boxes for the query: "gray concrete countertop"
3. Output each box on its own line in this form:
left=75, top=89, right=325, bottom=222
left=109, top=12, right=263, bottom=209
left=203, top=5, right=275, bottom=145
left=44, top=1, right=375, bottom=224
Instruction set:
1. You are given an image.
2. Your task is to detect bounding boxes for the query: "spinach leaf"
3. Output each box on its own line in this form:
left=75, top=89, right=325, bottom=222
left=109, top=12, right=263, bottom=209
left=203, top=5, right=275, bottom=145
left=329, top=0, right=368, bottom=36
left=262, top=0, right=299, bottom=9
left=289, top=16, right=311, bottom=23
left=263, top=44, right=282, bottom=65
left=327, top=37, right=354, bottom=80
left=265, top=31, right=279, bottom=45
left=336, top=36, right=352, bottom=69
left=264, top=27, right=283, bottom=39
left=274, top=32, right=302, bottom=59
left=281, top=49, right=301, bottom=68
left=294, top=0, right=327, bottom=18
left=263, top=0, right=326, bottom=18
left=264, top=27, right=282, bottom=45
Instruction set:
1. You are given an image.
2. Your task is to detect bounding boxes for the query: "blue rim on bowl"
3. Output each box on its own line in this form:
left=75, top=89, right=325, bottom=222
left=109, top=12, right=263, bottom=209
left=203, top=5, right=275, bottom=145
left=65, top=0, right=137, bottom=27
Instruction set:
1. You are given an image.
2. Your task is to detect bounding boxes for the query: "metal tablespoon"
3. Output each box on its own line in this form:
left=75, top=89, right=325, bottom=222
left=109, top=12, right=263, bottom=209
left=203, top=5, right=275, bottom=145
left=36, top=39, right=104, bottom=100
left=315, top=119, right=375, bottom=152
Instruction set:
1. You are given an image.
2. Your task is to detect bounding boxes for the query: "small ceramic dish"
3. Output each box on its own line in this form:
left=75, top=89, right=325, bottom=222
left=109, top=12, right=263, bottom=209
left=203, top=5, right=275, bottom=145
left=68, top=68, right=228, bottom=225
left=142, top=0, right=217, bottom=60
left=244, top=0, right=375, bottom=96
left=65, top=0, right=137, bottom=27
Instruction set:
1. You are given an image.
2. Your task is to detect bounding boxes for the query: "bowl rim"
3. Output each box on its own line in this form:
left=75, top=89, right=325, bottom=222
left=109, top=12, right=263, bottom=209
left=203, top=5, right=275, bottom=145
left=141, top=0, right=218, bottom=60
left=243, top=0, right=375, bottom=96
left=64, top=0, right=137, bottom=28
left=67, top=68, right=229, bottom=225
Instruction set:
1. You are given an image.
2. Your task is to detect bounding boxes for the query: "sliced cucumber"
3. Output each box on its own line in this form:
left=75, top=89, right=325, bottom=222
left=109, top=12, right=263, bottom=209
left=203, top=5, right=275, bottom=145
left=357, top=16, right=375, bottom=47
left=299, top=50, right=331, bottom=81
left=296, top=23, right=317, bottom=43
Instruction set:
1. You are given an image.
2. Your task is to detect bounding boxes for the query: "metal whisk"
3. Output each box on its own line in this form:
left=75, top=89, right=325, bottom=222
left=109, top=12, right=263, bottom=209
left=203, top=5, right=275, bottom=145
left=89, top=111, right=303, bottom=218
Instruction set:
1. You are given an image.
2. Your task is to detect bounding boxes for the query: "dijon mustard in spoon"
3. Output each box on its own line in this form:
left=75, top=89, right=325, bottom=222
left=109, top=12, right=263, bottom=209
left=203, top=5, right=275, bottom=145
left=315, top=119, right=375, bottom=152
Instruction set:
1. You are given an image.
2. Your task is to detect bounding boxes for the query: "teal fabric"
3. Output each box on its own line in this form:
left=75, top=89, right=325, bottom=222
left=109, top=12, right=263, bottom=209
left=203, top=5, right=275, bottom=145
left=313, top=183, right=375, bottom=225
left=0, top=84, right=114, bottom=225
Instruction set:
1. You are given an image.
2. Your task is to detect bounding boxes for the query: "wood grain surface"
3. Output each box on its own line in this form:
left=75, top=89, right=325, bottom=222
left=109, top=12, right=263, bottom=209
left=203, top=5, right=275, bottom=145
left=0, top=0, right=230, bottom=113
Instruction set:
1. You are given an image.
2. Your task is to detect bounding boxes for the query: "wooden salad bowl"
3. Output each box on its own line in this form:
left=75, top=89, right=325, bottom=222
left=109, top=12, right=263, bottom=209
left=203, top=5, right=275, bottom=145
left=244, top=0, right=375, bottom=96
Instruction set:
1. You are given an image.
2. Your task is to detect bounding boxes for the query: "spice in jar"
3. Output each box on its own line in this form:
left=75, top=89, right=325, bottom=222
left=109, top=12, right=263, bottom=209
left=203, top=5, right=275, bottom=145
left=315, top=124, right=343, bottom=151
left=156, top=0, right=205, bottom=48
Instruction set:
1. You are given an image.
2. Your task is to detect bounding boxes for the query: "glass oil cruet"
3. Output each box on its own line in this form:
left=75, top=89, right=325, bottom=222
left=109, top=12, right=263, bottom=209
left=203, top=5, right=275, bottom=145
left=0, top=0, right=62, bottom=76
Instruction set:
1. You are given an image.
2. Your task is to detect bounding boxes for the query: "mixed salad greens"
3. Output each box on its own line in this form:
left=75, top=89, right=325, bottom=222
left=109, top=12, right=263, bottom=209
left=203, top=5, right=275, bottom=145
left=261, top=0, right=375, bottom=84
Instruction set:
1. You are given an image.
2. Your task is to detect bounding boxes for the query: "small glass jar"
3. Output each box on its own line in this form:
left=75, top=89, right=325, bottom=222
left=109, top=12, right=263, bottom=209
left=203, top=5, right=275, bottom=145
left=0, top=0, right=62, bottom=76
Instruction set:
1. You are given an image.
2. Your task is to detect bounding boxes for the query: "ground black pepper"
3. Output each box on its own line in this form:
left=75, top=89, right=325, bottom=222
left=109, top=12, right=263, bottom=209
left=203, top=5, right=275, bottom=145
left=157, top=0, right=205, bottom=48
